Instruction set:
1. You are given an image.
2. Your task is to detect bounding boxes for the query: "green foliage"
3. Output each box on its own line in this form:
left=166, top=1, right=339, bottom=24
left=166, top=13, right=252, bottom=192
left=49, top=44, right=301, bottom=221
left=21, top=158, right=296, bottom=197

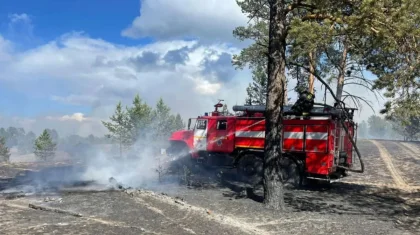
left=382, top=96, right=420, bottom=141
left=0, top=136, right=11, bottom=162
left=233, top=0, right=418, bottom=138
left=34, top=129, right=57, bottom=161
left=102, top=94, right=185, bottom=156
left=57, top=134, right=109, bottom=158
left=102, top=102, right=133, bottom=157
left=232, top=0, right=269, bottom=70
left=245, top=64, right=267, bottom=105
left=0, top=127, right=26, bottom=148
left=127, top=94, right=153, bottom=142
left=173, top=114, right=185, bottom=130
left=365, top=115, right=404, bottom=140
left=367, top=115, right=388, bottom=138
left=356, top=1, right=420, bottom=99
left=151, top=98, right=174, bottom=141
left=0, top=128, right=6, bottom=138
left=233, top=0, right=418, bottom=110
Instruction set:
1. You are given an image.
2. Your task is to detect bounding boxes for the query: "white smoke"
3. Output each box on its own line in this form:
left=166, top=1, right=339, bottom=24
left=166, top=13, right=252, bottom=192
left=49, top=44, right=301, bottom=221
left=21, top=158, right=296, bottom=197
left=80, top=145, right=162, bottom=188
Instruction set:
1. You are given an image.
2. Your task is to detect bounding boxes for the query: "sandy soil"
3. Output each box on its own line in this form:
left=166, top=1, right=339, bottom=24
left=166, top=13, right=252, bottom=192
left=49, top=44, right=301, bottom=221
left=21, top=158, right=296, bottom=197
left=0, top=139, right=419, bottom=235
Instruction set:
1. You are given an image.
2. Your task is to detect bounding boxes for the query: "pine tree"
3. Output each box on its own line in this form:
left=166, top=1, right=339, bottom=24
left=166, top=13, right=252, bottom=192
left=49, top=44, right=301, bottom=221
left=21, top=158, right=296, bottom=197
left=102, top=102, right=133, bottom=158
left=151, top=98, right=172, bottom=138
left=173, top=114, right=185, bottom=130
left=5, top=127, right=19, bottom=147
left=245, top=65, right=267, bottom=105
left=147, top=98, right=175, bottom=154
left=0, top=128, right=6, bottom=138
left=127, top=94, right=153, bottom=142
left=233, top=0, right=390, bottom=210
left=0, top=136, right=11, bottom=162
left=383, top=97, right=420, bottom=141
left=34, top=129, right=57, bottom=161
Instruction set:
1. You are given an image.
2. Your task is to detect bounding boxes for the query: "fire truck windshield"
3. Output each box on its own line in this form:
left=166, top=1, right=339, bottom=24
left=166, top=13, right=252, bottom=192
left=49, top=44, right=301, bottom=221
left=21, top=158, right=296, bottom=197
left=188, top=118, right=197, bottom=130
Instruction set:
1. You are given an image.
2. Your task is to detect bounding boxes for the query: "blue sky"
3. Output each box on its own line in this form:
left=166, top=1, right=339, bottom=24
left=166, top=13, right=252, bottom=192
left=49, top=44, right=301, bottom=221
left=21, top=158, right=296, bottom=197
left=0, top=0, right=154, bottom=47
left=0, top=0, right=254, bottom=136
left=0, top=0, right=383, bottom=136
left=0, top=0, right=150, bottom=118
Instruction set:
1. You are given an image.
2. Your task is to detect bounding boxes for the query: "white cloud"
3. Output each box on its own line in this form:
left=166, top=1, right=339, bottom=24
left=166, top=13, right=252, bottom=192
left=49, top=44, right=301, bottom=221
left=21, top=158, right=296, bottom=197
left=121, top=0, right=248, bottom=44
left=8, top=13, right=32, bottom=24
left=0, top=35, right=13, bottom=62
left=7, top=13, right=35, bottom=43
left=0, top=32, right=251, bottom=136
left=46, top=113, right=89, bottom=122
left=0, top=27, right=384, bottom=137
left=0, top=6, right=386, bottom=138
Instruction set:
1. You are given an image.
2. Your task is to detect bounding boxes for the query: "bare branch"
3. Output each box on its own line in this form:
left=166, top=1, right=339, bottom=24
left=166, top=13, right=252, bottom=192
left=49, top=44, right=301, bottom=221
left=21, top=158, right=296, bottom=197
left=342, top=91, right=376, bottom=113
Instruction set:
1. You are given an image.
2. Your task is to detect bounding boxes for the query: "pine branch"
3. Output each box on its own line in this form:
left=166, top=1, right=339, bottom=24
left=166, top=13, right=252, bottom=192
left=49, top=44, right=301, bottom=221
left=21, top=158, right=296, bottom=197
left=286, top=0, right=317, bottom=13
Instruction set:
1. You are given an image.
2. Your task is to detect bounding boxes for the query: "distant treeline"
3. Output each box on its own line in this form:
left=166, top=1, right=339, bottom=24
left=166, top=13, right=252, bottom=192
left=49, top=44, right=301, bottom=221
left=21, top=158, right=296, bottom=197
left=357, top=115, right=418, bottom=141
left=0, top=127, right=111, bottom=158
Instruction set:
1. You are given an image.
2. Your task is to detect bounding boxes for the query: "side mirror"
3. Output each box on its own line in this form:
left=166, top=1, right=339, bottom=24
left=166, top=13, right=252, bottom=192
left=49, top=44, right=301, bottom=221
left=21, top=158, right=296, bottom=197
left=188, top=119, right=191, bottom=130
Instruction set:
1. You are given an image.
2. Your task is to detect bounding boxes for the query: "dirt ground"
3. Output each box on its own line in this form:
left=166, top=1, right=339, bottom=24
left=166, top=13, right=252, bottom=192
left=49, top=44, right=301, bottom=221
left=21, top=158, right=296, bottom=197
left=0, top=139, right=419, bottom=235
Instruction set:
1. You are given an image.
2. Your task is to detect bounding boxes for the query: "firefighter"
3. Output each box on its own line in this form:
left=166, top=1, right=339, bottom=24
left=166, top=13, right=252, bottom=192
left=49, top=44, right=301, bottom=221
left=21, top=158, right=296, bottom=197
left=291, top=79, right=315, bottom=116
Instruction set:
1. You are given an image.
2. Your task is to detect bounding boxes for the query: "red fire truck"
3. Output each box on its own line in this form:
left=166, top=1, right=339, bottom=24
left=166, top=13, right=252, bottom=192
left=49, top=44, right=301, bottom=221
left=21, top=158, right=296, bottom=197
left=167, top=101, right=364, bottom=187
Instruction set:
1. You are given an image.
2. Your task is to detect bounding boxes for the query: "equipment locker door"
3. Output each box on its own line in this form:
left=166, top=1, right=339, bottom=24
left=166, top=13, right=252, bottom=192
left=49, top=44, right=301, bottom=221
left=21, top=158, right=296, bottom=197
left=207, top=118, right=235, bottom=153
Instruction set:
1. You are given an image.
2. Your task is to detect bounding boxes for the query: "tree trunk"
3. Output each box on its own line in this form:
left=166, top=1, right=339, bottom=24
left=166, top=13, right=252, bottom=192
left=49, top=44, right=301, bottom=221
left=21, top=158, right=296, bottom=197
left=263, top=0, right=287, bottom=210
left=308, top=51, right=316, bottom=94
left=284, top=79, right=288, bottom=105
left=336, top=43, right=348, bottom=101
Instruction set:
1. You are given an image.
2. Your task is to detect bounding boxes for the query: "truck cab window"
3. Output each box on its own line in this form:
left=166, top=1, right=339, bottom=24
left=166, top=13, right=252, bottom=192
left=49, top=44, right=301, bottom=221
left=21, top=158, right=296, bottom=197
left=217, top=120, right=227, bottom=130
left=196, top=119, right=207, bottom=129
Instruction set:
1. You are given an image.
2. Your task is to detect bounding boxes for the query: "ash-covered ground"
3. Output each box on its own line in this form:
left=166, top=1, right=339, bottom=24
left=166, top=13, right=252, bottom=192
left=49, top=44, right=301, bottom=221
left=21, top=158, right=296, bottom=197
left=0, top=140, right=419, bottom=235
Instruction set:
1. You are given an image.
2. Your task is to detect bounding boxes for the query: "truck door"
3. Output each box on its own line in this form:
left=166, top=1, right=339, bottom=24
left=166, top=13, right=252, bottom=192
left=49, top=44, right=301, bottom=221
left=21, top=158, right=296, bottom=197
left=207, top=118, right=235, bottom=153
left=193, top=119, right=208, bottom=151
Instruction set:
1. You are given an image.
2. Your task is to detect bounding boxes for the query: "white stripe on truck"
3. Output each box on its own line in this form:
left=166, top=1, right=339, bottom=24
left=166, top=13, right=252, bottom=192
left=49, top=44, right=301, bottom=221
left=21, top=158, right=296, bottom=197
left=236, top=131, right=265, bottom=138
left=235, top=131, right=328, bottom=140
left=306, top=132, right=328, bottom=140
left=283, top=132, right=304, bottom=139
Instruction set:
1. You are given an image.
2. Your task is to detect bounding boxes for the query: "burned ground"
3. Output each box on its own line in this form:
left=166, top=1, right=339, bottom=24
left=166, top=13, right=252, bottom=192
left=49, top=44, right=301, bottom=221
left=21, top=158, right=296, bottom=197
left=0, top=140, right=419, bottom=235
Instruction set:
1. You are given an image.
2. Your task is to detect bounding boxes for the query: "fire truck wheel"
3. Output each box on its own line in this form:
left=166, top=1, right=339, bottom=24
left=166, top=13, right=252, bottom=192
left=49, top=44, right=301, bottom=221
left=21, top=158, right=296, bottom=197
left=236, top=153, right=263, bottom=186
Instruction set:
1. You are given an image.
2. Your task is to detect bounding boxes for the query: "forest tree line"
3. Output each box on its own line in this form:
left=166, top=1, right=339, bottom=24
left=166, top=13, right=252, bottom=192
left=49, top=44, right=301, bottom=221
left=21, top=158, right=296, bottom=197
left=0, top=126, right=110, bottom=162
left=0, top=94, right=185, bottom=162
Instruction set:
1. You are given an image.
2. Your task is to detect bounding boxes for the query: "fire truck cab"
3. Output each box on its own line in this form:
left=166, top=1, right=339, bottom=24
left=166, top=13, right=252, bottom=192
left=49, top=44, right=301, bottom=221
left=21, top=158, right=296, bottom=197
left=167, top=101, right=361, bottom=186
